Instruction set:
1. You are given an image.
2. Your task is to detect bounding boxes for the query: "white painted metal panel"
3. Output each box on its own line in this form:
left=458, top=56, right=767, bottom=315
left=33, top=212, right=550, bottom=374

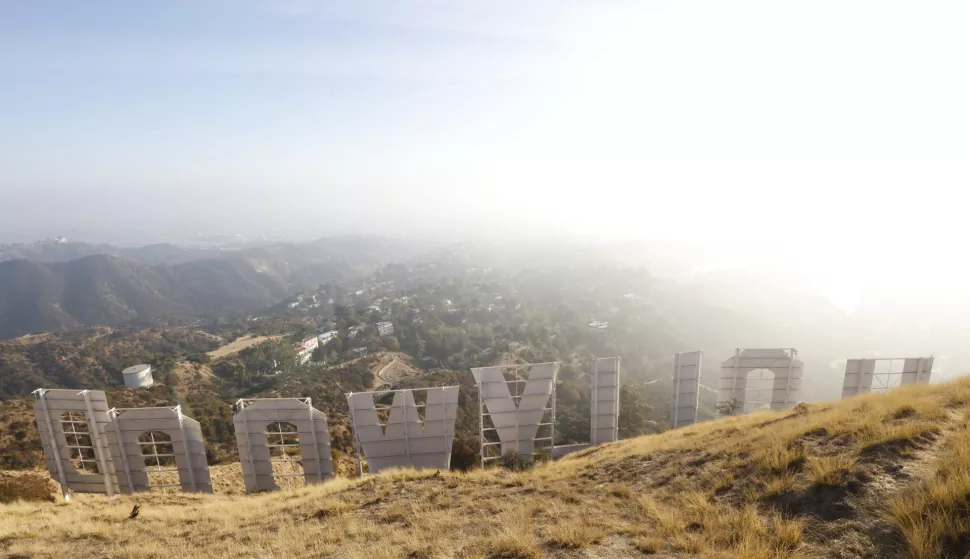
left=717, top=349, right=803, bottom=414
left=842, top=357, right=933, bottom=398
left=841, top=359, right=877, bottom=398
left=591, top=357, right=620, bottom=444
left=33, top=389, right=119, bottom=500
left=103, top=406, right=212, bottom=494
left=472, top=362, right=559, bottom=460
left=918, top=358, right=934, bottom=384
left=347, top=386, right=460, bottom=473
left=232, top=398, right=333, bottom=493
left=901, top=357, right=934, bottom=386
left=672, top=351, right=702, bottom=428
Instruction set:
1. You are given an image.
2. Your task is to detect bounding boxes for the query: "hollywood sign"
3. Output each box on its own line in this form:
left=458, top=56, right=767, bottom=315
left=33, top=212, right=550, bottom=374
left=31, top=350, right=935, bottom=501
left=673, top=349, right=934, bottom=428
left=31, top=361, right=620, bottom=501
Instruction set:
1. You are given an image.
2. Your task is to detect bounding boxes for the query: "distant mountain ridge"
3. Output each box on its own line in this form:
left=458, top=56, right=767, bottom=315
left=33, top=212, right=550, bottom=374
left=0, top=255, right=277, bottom=338
left=0, top=236, right=424, bottom=339
left=0, top=235, right=419, bottom=267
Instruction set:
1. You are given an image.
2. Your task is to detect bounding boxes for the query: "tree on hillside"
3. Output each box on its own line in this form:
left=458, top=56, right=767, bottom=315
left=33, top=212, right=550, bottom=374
left=311, top=345, right=327, bottom=363
left=334, top=304, right=361, bottom=326
left=716, top=397, right=744, bottom=417
left=618, top=385, right=656, bottom=438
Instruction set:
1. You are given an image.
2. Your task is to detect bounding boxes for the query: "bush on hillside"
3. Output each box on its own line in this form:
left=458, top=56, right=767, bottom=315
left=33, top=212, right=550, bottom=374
left=0, top=472, right=55, bottom=503
left=186, top=353, right=211, bottom=364
left=450, top=433, right=479, bottom=471
left=499, top=452, right=535, bottom=472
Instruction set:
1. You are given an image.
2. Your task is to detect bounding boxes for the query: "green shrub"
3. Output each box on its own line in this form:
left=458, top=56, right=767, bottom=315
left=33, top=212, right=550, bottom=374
left=499, top=452, right=535, bottom=472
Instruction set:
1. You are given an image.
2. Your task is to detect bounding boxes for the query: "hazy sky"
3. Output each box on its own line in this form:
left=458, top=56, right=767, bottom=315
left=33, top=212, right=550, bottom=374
left=2, top=1, right=969, bottom=308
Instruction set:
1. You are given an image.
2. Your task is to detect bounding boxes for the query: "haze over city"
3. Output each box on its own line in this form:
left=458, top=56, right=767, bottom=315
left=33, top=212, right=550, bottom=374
left=2, top=1, right=969, bottom=311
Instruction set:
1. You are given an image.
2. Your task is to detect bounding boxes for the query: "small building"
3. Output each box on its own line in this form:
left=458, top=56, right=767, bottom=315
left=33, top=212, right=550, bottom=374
left=296, top=346, right=313, bottom=365
left=376, top=321, right=394, bottom=336
left=293, top=336, right=319, bottom=365
left=348, top=326, right=363, bottom=339
left=301, top=336, right=319, bottom=352
left=122, top=364, right=154, bottom=388
left=317, top=330, right=339, bottom=346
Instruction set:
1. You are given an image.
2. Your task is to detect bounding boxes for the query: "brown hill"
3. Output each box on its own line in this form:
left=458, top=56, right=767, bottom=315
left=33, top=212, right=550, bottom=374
left=0, top=235, right=410, bottom=339
left=0, top=254, right=292, bottom=339
left=2, top=378, right=969, bottom=558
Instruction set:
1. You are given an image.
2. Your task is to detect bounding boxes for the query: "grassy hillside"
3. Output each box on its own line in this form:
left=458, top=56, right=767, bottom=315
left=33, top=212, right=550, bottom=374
left=3, top=379, right=970, bottom=558
left=0, top=326, right=221, bottom=398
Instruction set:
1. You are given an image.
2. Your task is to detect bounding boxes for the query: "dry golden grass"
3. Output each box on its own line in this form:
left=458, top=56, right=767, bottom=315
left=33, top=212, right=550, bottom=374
left=0, top=470, right=57, bottom=503
left=5, top=378, right=970, bottom=558
left=806, top=454, right=858, bottom=487
left=633, top=535, right=661, bottom=554
left=889, top=413, right=970, bottom=559
left=544, top=523, right=605, bottom=549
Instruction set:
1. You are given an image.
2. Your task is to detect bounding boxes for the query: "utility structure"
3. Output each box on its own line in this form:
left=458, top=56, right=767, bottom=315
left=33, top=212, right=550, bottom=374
left=346, top=386, right=460, bottom=475
left=718, top=348, right=803, bottom=415
left=233, top=398, right=333, bottom=493
left=472, top=362, right=560, bottom=467
left=671, top=350, right=703, bottom=428
left=841, top=356, right=933, bottom=398
left=121, top=364, right=153, bottom=388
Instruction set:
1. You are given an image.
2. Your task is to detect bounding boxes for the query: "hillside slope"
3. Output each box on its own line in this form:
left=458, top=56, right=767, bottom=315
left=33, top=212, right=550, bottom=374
left=0, top=326, right=221, bottom=399
left=0, top=236, right=412, bottom=338
left=0, top=255, right=293, bottom=338
left=3, top=379, right=970, bottom=558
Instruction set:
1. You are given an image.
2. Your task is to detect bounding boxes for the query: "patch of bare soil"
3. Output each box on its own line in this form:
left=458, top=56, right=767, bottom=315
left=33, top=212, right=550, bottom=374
left=371, top=352, right=425, bottom=388
left=791, top=415, right=957, bottom=559
left=206, top=335, right=282, bottom=359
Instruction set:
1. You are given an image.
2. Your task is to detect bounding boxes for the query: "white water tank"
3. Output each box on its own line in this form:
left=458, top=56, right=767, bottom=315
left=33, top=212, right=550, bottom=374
left=122, top=364, right=154, bottom=388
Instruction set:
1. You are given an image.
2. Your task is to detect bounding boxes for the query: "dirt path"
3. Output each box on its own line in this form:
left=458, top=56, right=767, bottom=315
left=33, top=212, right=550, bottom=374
left=376, top=358, right=399, bottom=384
left=809, top=410, right=961, bottom=559
left=207, top=335, right=281, bottom=359
left=370, top=353, right=423, bottom=390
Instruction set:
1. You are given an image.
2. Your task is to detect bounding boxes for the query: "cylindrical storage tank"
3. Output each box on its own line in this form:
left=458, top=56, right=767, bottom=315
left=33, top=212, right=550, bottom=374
left=122, top=364, right=154, bottom=388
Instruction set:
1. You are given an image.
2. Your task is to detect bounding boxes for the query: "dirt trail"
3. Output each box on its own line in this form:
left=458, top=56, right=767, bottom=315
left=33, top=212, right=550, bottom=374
left=207, top=335, right=281, bottom=359
left=376, top=358, right=399, bottom=383
left=370, top=353, right=423, bottom=389
left=807, top=410, right=962, bottom=559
